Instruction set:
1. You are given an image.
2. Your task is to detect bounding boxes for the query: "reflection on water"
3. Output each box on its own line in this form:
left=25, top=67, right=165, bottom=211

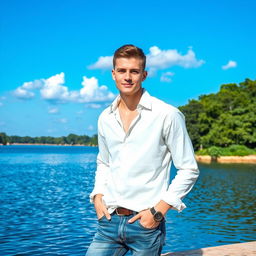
left=164, top=162, right=256, bottom=252
left=0, top=146, right=255, bottom=255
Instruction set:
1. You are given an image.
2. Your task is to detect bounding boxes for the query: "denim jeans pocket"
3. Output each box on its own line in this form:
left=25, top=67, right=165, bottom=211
left=137, top=220, right=160, bottom=230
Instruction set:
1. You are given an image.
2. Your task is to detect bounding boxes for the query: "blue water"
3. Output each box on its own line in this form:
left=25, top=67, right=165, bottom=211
left=0, top=145, right=255, bottom=255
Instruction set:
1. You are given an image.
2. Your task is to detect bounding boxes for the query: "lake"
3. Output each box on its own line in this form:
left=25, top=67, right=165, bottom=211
left=0, top=145, right=255, bottom=255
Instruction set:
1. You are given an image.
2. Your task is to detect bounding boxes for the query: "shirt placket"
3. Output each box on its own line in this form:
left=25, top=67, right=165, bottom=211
left=113, top=107, right=142, bottom=203
left=124, top=107, right=142, bottom=140
left=114, top=107, right=142, bottom=141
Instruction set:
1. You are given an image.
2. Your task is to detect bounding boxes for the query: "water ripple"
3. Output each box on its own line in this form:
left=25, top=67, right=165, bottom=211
left=0, top=146, right=255, bottom=255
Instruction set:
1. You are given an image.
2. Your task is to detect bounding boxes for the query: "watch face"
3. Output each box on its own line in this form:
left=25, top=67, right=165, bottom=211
left=154, top=211, right=163, bottom=222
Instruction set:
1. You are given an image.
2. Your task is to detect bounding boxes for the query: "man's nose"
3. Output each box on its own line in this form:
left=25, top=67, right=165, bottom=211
left=124, top=71, right=132, bottom=81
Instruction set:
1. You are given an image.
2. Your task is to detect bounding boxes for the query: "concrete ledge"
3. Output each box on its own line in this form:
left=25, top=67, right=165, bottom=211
left=196, top=155, right=256, bottom=164
left=161, top=241, right=256, bottom=256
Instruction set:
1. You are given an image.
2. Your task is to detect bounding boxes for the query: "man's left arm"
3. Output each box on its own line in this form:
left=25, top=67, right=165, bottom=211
left=129, top=110, right=199, bottom=227
left=160, top=110, right=199, bottom=212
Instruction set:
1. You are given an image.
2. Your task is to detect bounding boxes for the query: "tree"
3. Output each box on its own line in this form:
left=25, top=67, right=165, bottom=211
left=0, top=132, right=9, bottom=145
left=179, top=100, right=203, bottom=150
left=179, top=79, right=256, bottom=150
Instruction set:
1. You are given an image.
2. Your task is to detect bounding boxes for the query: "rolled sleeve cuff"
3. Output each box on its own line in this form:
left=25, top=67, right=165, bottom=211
left=161, top=193, right=187, bottom=213
left=89, top=188, right=105, bottom=204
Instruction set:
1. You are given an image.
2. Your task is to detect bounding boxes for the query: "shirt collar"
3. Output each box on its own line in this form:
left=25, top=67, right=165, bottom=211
left=138, top=89, right=152, bottom=110
left=109, top=89, right=152, bottom=114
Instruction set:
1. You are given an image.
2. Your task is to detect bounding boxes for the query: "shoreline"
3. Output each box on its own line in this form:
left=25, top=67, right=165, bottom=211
left=196, top=155, right=256, bottom=164
left=1, top=143, right=97, bottom=147
left=2, top=144, right=256, bottom=164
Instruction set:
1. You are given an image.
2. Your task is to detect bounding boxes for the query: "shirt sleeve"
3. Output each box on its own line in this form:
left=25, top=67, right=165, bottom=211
left=161, top=110, right=199, bottom=212
left=89, top=115, right=110, bottom=203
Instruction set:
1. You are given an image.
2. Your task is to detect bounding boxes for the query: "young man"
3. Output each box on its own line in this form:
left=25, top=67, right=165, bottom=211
left=86, top=45, right=199, bottom=256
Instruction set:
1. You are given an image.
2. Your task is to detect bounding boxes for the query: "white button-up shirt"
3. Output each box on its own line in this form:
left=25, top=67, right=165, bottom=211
left=90, top=90, right=199, bottom=213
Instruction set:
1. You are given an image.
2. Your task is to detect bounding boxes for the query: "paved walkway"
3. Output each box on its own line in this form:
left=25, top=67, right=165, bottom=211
left=161, top=241, right=256, bottom=256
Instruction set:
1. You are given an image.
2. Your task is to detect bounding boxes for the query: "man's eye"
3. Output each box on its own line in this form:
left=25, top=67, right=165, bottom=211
left=131, top=70, right=139, bottom=74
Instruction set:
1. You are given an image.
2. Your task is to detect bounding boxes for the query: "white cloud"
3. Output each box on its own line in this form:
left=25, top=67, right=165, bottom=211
left=40, top=72, right=70, bottom=102
left=13, top=72, right=115, bottom=104
left=89, top=46, right=205, bottom=75
left=88, top=56, right=113, bottom=70
left=59, top=118, right=68, bottom=123
left=222, top=60, right=237, bottom=70
left=87, top=125, right=94, bottom=131
left=79, top=76, right=115, bottom=103
left=0, top=102, right=3, bottom=107
left=13, top=87, right=35, bottom=99
left=160, top=72, right=175, bottom=83
left=47, top=129, right=56, bottom=133
left=85, top=103, right=102, bottom=109
left=147, top=46, right=204, bottom=73
left=22, top=80, right=44, bottom=90
left=147, top=68, right=157, bottom=77
left=48, top=107, right=59, bottom=114
left=13, top=79, right=44, bottom=99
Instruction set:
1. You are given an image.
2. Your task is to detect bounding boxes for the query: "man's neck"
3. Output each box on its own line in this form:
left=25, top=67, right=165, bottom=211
left=119, top=89, right=143, bottom=112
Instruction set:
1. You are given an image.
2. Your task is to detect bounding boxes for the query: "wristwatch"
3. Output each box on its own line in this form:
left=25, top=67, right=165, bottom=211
left=149, top=207, right=164, bottom=222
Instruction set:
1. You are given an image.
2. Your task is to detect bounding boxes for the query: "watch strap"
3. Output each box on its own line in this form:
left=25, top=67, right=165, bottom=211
left=150, top=207, right=156, bottom=216
left=149, top=207, right=164, bottom=222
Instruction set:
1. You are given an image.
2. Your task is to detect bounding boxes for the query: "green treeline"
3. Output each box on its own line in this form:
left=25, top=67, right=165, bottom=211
left=0, top=133, right=98, bottom=146
left=179, top=78, right=256, bottom=153
left=197, top=145, right=256, bottom=157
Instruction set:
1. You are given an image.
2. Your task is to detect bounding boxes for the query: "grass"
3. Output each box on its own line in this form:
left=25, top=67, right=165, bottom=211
left=196, top=145, right=256, bottom=157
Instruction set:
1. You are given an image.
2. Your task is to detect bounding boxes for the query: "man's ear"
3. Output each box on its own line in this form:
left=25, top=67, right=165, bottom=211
left=142, top=70, right=148, bottom=81
left=112, top=69, right=116, bottom=81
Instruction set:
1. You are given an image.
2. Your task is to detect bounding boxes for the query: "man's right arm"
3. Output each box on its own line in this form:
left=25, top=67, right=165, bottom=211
left=93, top=194, right=111, bottom=220
left=89, top=117, right=111, bottom=220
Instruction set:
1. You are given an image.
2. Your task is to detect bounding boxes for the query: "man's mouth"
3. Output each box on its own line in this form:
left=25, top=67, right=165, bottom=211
left=122, top=83, right=133, bottom=88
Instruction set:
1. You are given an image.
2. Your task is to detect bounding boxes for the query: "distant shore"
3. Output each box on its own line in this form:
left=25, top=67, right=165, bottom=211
left=1, top=143, right=97, bottom=147
left=196, top=155, right=256, bottom=164
left=2, top=143, right=256, bottom=164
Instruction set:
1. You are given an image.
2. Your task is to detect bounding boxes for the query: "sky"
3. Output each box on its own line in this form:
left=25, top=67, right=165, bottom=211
left=0, top=0, right=255, bottom=137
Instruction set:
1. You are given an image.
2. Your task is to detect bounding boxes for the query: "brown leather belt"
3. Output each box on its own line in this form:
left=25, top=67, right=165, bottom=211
left=115, top=207, right=135, bottom=216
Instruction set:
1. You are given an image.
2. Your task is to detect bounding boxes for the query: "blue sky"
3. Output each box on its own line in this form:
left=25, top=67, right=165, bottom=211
left=0, top=0, right=255, bottom=137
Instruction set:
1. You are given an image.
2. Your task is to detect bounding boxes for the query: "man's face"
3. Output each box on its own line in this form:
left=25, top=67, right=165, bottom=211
left=112, top=57, right=147, bottom=96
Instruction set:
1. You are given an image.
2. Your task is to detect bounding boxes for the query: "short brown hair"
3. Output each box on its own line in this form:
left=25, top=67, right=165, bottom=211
left=113, top=44, right=146, bottom=70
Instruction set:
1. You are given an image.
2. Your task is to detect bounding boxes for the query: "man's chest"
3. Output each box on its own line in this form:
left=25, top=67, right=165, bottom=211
left=118, top=108, right=139, bottom=134
left=102, top=112, right=166, bottom=151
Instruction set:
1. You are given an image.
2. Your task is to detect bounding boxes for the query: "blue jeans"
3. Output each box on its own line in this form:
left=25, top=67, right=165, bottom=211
left=86, top=212, right=166, bottom=256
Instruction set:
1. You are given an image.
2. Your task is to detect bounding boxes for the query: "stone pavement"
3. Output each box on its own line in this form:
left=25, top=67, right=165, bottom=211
left=161, top=241, right=256, bottom=256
